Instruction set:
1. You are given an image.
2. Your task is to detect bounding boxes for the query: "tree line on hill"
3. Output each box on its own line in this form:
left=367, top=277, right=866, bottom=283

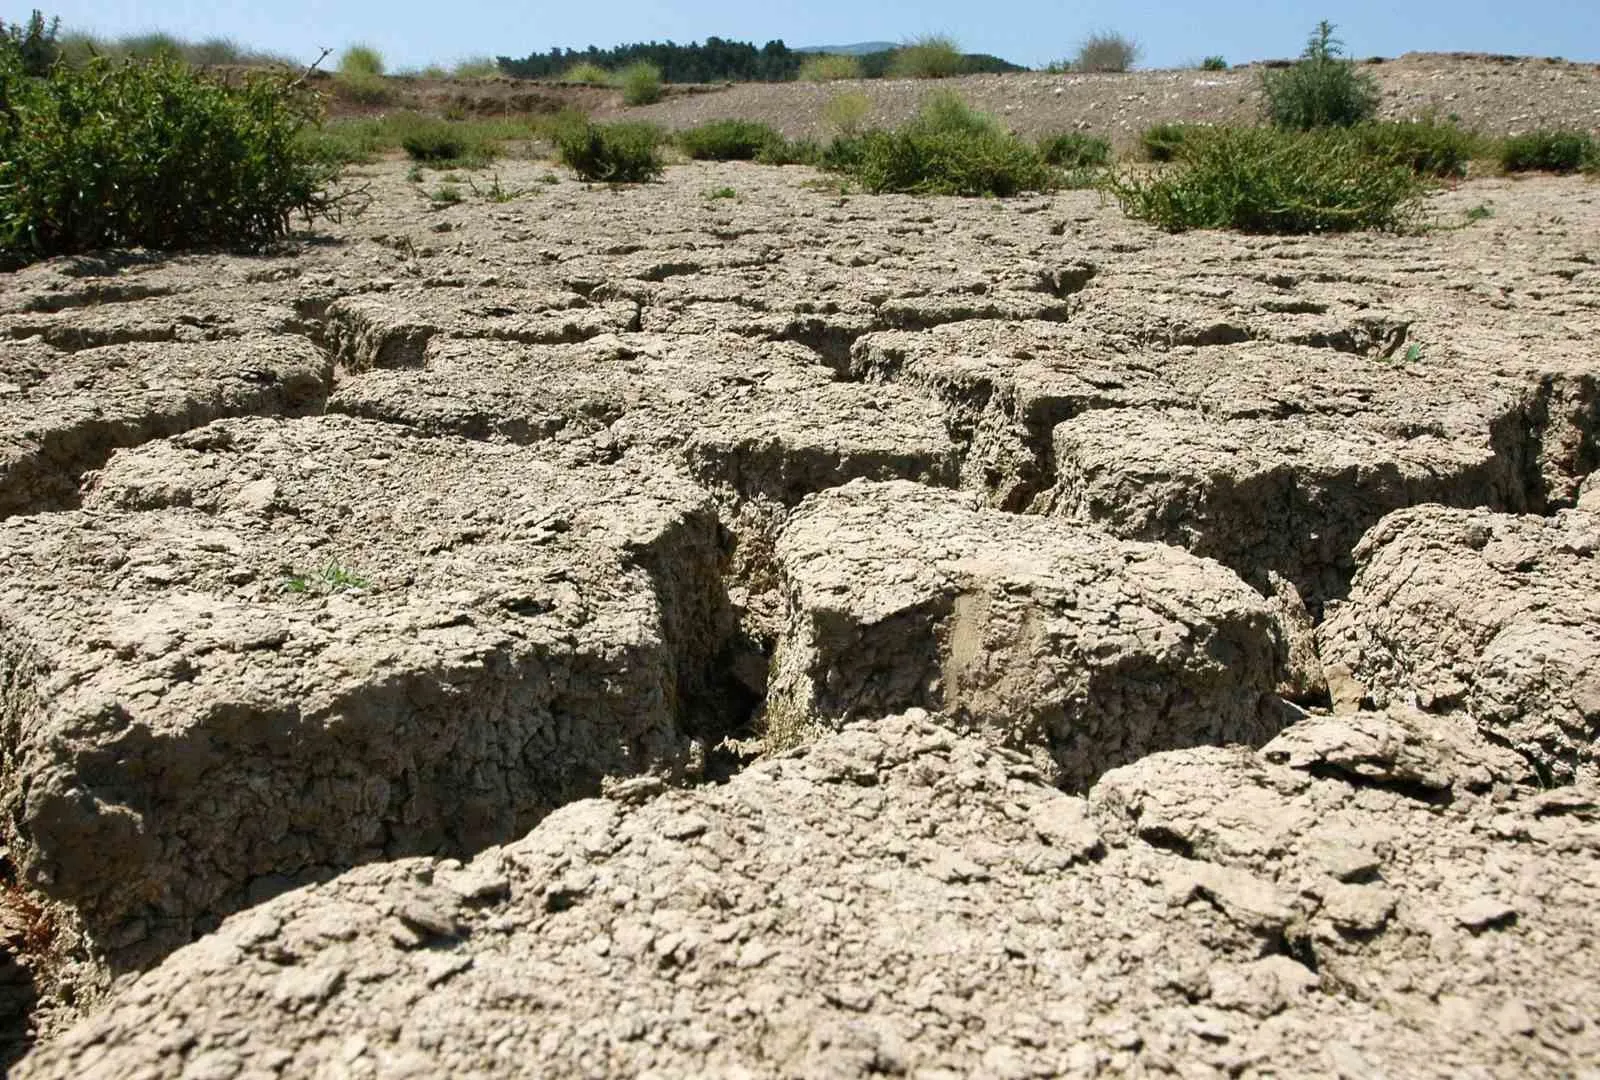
left=495, top=37, right=1024, bottom=82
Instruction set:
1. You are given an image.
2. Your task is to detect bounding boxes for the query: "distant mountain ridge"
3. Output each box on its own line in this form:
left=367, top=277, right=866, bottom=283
left=795, top=42, right=898, bottom=55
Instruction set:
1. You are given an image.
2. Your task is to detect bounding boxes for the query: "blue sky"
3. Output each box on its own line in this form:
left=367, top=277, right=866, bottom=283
left=35, top=0, right=1600, bottom=71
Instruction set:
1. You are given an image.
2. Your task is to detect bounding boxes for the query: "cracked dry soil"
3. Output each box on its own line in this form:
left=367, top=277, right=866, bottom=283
left=0, top=156, right=1597, bottom=1078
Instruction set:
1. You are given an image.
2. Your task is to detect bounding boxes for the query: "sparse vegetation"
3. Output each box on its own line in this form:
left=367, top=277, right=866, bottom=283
left=1261, top=21, right=1380, bottom=130
left=678, top=119, right=788, bottom=161
left=556, top=120, right=665, bottom=182
left=0, top=37, right=337, bottom=263
left=1038, top=131, right=1111, bottom=168
left=1498, top=129, right=1597, bottom=173
left=283, top=563, right=370, bottom=593
left=1201, top=56, right=1228, bottom=71
left=616, top=60, right=663, bottom=105
left=823, top=90, right=1056, bottom=197
left=888, top=35, right=964, bottom=79
left=451, top=56, right=499, bottom=79
left=1107, top=126, right=1425, bottom=234
left=1141, top=122, right=1206, bottom=162
left=562, top=61, right=611, bottom=85
left=799, top=53, right=861, bottom=81
left=429, top=183, right=463, bottom=205
left=704, top=186, right=737, bottom=199
left=1073, top=31, right=1140, bottom=73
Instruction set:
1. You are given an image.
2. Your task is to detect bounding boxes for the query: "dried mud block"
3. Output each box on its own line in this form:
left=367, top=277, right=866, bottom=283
left=323, top=290, right=640, bottom=371
left=767, top=480, right=1285, bottom=787
left=332, top=334, right=959, bottom=506
left=1048, top=407, right=1516, bottom=613
left=20, top=714, right=1600, bottom=1080
left=1320, top=505, right=1600, bottom=784
left=0, top=337, right=330, bottom=518
left=0, top=415, right=732, bottom=961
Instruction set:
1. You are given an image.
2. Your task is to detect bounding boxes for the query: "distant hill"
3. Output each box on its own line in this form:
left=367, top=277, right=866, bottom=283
left=795, top=42, right=898, bottom=56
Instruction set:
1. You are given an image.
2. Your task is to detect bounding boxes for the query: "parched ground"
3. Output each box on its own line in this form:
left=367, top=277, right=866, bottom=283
left=0, top=134, right=1598, bottom=1076
left=608, top=53, right=1600, bottom=145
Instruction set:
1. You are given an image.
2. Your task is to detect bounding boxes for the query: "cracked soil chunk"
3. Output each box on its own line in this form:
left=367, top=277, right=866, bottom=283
left=17, top=711, right=1599, bottom=1079
left=1320, top=504, right=1600, bottom=784
left=0, top=414, right=734, bottom=964
left=766, top=479, right=1286, bottom=787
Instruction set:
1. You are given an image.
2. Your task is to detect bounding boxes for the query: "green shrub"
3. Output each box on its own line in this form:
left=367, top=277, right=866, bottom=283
left=1038, top=131, right=1110, bottom=167
left=395, top=114, right=495, bottom=165
left=888, top=35, right=964, bottom=79
left=799, top=53, right=861, bottom=81
left=119, top=32, right=183, bottom=63
left=1, top=9, right=60, bottom=75
left=1074, top=31, right=1139, bottom=73
left=1141, top=122, right=1206, bottom=162
left=1107, top=126, right=1424, bottom=234
left=823, top=92, right=1053, bottom=197
left=677, top=118, right=787, bottom=161
left=452, top=56, right=498, bottom=78
left=556, top=120, right=664, bottom=182
left=616, top=60, right=662, bottom=105
left=336, top=72, right=395, bottom=106
left=1353, top=119, right=1479, bottom=178
left=563, top=61, right=610, bottom=85
left=338, top=44, right=385, bottom=77
left=1261, top=21, right=1379, bottom=130
left=822, top=90, right=871, bottom=136
left=1200, top=56, right=1228, bottom=71
left=0, top=51, right=336, bottom=262
left=1498, top=129, right=1597, bottom=173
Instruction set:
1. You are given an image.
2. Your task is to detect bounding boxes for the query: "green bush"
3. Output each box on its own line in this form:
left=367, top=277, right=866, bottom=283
left=1038, top=131, right=1110, bottom=167
left=1141, top=122, right=1206, bottom=162
left=1107, top=126, right=1424, bottom=234
left=1074, top=31, right=1139, bottom=73
left=556, top=120, right=664, bottom=182
left=888, top=35, right=964, bottom=79
left=1, top=9, right=59, bottom=75
left=1261, top=21, right=1379, bottom=130
left=1354, top=119, right=1479, bottom=178
left=616, top=60, right=662, bottom=105
left=1200, top=56, right=1228, bottom=71
left=823, top=92, right=1054, bottom=197
left=799, top=53, right=861, bottom=81
left=452, top=56, right=498, bottom=78
left=336, top=72, right=394, bottom=105
left=1498, top=130, right=1597, bottom=173
left=119, top=32, right=183, bottom=63
left=0, top=50, right=336, bottom=262
left=677, top=118, right=787, bottom=161
left=395, top=114, right=495, bottom=165
left=563, top=61, right=610, bottom=85
left=822, top=90, right=871, bottom=136
left=338, top=44, right=385, bottom=77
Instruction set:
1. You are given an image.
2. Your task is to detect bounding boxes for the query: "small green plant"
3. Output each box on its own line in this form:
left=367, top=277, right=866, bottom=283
left=283, top=563, right=370, bottom=593
left=1401, top=342, right=1423, bottom=363
left=395, top=114, right=495, bottom=166
left=1, top=9, right=60, bottom=75
left=888, top=34, right=964, bottom=79
left=556, top=120, right=664, bottom=182
left=822, top=91, right=872, bottom=137
left=799, top=53, right=862, bottom=81
left=1200, top=56, right=1228, bottom=71
left=1141, top=122, right=1206, bottom=162
left=1074, top=31, right=1140, bottom=73
left=704, top=186, right=736, bottom=200
left=429, top=183, right=463, bottom=205
left=539, top=171, right=560, bottom=184
left=1353, top=118, right=1479, bottom=178
left=1261, top=21, right=1380, bottom=130
left=1038, top=131, right=1111, bottom=168
left=468, top=172, right=526, bottom=202
left=452, top=56, right=499, bottom=78
left=1106, top=126, right=1425, bottom=234
left=338, top=44, right=385, bottom=77
left=678, top=119, right=788, bottom=161
left=563, top=61, right=611, bottom=85
left=823, top=91, right=1055, bottom=197
left=616, top=60, right=663, bottom=106
left=405, top=163, right=424, bottom=182
left=1463, top=203, right=1493, bottom=222
left=0, top=47, right=337, bottom=263
left=1498, top=130, right=1597, bottom=173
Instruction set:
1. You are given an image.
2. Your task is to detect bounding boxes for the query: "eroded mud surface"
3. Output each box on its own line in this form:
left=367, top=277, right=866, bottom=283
left=2, top=159, right=1598, bottom=1075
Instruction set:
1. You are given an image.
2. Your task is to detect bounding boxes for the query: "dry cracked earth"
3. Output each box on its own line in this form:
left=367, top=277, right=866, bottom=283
left=0, top=157, right=1598, bottom=1078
